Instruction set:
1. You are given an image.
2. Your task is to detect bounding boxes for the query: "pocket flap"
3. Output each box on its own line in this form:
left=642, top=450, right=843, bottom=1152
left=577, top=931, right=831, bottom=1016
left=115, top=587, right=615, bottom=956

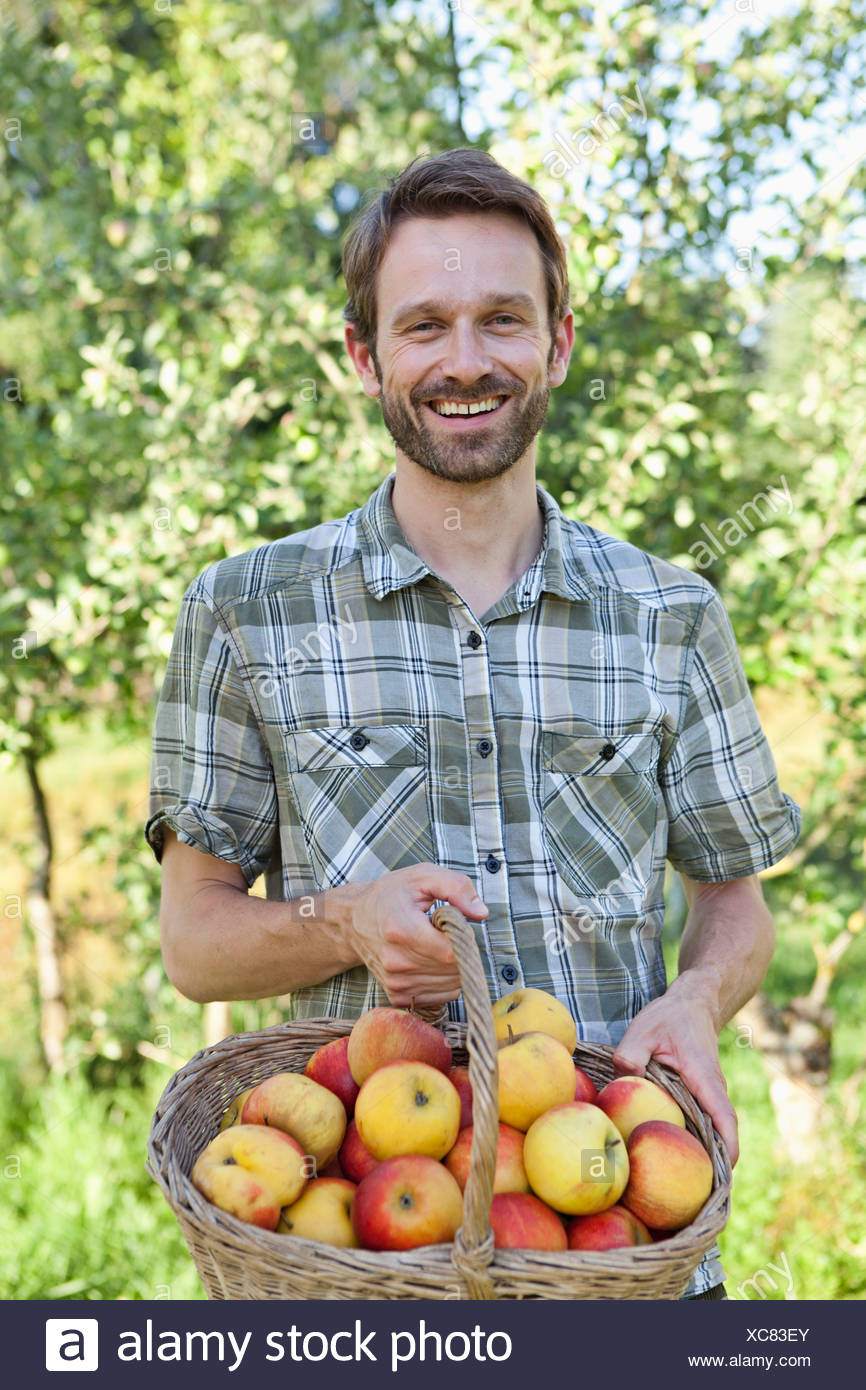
left=284, top=724, right=428, bottom=773
left=543, top=729, right=659, bottom=777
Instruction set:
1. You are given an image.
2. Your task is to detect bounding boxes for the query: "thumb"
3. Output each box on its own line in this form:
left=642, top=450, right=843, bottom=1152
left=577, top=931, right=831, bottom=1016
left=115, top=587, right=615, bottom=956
left=464, top=890, right=489, bottom=919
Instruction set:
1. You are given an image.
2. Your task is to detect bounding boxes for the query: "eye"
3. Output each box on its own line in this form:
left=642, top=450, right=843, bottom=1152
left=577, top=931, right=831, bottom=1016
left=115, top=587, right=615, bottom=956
left=491, top=314, right=518, bottom=325
left=409, top=321, right=438, bottom=332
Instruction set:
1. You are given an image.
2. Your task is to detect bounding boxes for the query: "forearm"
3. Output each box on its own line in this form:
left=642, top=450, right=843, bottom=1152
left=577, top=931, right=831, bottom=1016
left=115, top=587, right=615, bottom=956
left=669, top=873, right=775, bottom=1030
left=163, top=881, right=367, bottom=1003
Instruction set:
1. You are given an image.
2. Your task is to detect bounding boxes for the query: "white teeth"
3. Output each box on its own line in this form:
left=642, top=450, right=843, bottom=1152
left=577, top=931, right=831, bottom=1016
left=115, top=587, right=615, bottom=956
left=430, top=396, right=504, bottom=416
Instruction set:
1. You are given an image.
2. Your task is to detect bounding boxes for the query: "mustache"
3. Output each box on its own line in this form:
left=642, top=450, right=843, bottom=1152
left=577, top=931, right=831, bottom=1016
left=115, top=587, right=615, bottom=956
left=413, top=381, right=526, bottom=404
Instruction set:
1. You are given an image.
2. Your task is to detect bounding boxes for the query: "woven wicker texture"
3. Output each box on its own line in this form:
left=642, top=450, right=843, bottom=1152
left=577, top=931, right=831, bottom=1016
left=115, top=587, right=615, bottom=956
left=147, top=902, right=732, bottom=1299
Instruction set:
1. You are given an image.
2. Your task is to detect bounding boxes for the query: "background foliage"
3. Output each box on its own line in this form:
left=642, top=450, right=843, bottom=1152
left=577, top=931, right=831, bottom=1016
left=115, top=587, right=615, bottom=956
left=1, top=0, right=864, bottom=1299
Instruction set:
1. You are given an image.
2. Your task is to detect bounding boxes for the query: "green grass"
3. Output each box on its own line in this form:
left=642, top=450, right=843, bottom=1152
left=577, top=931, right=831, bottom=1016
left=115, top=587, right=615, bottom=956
left=0, top=1059, right=205, bottom=1300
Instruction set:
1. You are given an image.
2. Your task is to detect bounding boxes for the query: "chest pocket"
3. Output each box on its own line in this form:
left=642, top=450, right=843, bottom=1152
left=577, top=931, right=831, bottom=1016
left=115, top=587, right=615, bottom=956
left=541, top=728, right=662, bottom=904
left=283, top=724, right=435, bottom=888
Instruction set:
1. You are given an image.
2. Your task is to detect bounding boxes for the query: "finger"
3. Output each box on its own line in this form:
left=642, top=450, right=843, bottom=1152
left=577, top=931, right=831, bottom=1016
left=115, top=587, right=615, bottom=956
left=385, top=912, right=459, bottom=966
left=611, top=1029, right=653, bottom=1077
left=676, top=1067, right=739, bottom=1167
left=408, top=865, right=489, bottom=919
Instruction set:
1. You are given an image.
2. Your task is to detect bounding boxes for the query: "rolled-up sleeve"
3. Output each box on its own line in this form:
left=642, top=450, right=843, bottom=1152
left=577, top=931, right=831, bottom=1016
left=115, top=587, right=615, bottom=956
left=144, top=576, right=278, bottom=886
left=660, top=589, right=801, bottom=881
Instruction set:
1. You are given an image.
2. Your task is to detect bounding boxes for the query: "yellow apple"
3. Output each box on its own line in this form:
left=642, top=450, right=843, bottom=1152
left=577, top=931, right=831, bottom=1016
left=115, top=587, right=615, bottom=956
left=497, top=1031, right=576, bottom=1131
left=354, top=1059, right=461, bottom=1161
left=277, top=1177, right=359, bottom=1247
left=218, top=1085, right=257, bottom=1131
left=596, top=1075, right=686, bottom=1143
left=523, top=1101, right=629, bottom=1214
left=242, top=1071, right=347, bottom=1170
left=191, top=1124, right=307, bottom=1229
left=493, top=987, right=577, bottom=1053
left=622, top=1120, right=713, bottom=1231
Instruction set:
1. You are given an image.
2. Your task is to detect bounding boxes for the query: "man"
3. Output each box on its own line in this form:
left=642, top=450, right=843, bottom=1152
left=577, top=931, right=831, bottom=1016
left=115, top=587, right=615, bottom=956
left=146, top=149, right=801, bottom=1299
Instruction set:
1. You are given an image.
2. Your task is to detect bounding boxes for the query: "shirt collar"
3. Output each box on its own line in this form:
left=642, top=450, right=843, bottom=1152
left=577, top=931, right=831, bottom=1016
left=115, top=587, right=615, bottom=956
left=357, top=472, right=597, bottom=605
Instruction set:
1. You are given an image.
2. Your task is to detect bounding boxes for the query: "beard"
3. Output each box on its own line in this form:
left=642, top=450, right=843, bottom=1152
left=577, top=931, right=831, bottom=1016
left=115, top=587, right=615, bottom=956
left=373, top=362, right=552, bottom=485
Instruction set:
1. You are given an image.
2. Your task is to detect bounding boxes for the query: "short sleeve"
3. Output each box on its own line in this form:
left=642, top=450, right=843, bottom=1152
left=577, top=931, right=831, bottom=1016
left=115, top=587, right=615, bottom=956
left=660, top=589, right=801, bottom=881
left=144, top=579, right=279, bottom=887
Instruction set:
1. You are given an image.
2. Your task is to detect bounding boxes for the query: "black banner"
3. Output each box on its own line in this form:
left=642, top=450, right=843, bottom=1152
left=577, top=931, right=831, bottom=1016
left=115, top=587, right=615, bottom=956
left=4, top=1296, right=857, bottom=1387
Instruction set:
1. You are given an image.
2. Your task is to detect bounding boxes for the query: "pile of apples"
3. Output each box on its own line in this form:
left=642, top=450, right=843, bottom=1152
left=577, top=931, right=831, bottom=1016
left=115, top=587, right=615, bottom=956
left=190, top=988, right=714, bottom=1254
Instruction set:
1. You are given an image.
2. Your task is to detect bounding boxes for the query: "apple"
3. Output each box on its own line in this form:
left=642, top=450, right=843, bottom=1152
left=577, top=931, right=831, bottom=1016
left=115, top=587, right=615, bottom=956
left=596, top=1075, right=686, bottom=1143
left=497, top=1031, right=576, bottom=1131
left=488, top=1192, right=568, bottom=1250
left=444, top=1121, right=529, bottom=1194
left=277, top=1177, right=359, bottom=1247
left=338, top=1119, right=380, bottom=1184
left=523, top=1101, right=629, bottom=1215
left=352, top=1155, right=463, bottom=1251
left=354, top=1059, right=460, bottom=1162
left=241, top=1071, right=347, bottom=1171
left=566, top=1203, right=652, bottom=1250
left=305, top=1036, right=360, bottom=1117
left=320, top=1155, right=346, bottom=1179
left=347, top=1006, right=452, bottom=1085
left=492, top=986, right=577, bottom=1053
left=573, top=1065, right=598, bottom=1104
left=218, top=1085, right=257, bottom=1131
left=622, top=1120, right=713, bottom=1231
left=191, top=1124, right=307, bottom=1229
left=448, top=1065, right=474, bottom=1128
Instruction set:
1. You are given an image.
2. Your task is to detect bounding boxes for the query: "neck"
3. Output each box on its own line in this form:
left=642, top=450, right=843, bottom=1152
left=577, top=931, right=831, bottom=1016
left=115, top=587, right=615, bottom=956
left=390, top=454, right=545, bottom=600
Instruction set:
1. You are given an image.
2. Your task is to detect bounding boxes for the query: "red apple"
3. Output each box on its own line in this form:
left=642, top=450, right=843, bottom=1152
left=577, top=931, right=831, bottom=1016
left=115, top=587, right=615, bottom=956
left=445, top=1122, right=528, bottom=1194
left=596, top=1075, right=685, bottom=1143
left=448, top=1065, right=474, bottom=1128
left=339, top=1120, right=379, bottom=1184
left=347, top=1007, right=452, bottom=1085
left=566, top=1203, right=652, bottom=1250
left=622, top=1120, right=713, bottom=1231
left=305, top=1036, right=360, bottom=1117
left=352, top=1155, right=463, bottom=1251
left=488, top=1192, right=567, bottom=1250
left=573, top=1065, right=598, bottom=1104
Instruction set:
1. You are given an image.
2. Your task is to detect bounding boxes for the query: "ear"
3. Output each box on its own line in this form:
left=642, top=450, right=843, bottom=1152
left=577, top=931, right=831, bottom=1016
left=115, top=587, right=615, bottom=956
left=344, top=324, right=381, bottom=399
left=548, top=309, right=575, bottom=389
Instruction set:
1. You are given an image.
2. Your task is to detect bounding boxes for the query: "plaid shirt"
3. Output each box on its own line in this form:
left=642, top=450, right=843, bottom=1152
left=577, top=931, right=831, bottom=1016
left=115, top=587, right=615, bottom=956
left=146, top=470, right=800, bottom=1295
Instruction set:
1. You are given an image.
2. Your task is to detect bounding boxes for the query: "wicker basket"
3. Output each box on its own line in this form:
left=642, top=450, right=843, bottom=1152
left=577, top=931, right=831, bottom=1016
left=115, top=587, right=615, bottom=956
left=147, top=903, right=732, bottom=1299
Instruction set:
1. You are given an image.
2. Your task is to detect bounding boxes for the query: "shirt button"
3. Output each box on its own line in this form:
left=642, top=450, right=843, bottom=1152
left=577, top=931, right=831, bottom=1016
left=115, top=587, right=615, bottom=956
left=467, top=631, right=482, bottom=649
left=501, top=964, right=518, bottom=984
left=601, top=742, right=617, bottom=761
left=349, top=731, right=368, bottom=751
left=485, top=854, right=501, bottom=873
left=477, top=738, right=493, bottom=757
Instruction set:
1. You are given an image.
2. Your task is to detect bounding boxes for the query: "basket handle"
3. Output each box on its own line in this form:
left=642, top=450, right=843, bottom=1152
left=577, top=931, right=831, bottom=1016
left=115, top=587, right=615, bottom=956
left=430, top=902, right=499, bottom=1299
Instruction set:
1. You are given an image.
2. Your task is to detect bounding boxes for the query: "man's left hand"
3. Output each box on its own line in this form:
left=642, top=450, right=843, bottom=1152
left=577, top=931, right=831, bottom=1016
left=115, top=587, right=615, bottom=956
left=611, top=974, right=739, bottom=1166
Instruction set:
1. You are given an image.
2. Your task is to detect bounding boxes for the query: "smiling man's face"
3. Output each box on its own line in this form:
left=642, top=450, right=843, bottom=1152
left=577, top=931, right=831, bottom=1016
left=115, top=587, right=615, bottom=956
left=346, top=212, right=573, bottom=484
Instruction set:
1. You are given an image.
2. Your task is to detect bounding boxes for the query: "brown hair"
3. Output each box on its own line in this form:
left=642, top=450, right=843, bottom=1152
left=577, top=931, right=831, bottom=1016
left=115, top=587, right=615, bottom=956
left=341, top=148, right=570, bottom=356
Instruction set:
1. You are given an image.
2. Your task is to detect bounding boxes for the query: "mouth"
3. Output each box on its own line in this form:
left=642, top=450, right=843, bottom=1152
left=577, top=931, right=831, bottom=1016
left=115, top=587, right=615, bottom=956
left=423, top=394, right=510, bottom=426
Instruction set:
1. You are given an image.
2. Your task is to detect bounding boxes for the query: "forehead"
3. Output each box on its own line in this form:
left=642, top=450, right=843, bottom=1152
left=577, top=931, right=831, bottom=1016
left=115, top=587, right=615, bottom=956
left=377, top=211, right=546, bottom=321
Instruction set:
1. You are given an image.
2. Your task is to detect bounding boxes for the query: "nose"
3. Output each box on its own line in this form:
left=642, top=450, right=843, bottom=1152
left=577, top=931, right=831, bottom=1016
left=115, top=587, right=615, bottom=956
left=437, top=318, right=494, bottom=384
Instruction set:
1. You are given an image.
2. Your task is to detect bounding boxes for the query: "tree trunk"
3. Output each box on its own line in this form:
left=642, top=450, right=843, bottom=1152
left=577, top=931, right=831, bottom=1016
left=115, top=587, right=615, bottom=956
left=203, top=1000, right=231, bottom=1047
left=733, top=916, right=861, bottom=1165
left=23, top=747, right=68, bottom=1072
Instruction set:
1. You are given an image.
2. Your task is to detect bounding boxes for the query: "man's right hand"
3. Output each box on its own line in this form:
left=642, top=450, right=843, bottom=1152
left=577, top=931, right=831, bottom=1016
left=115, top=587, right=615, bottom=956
left=347, top=863, right=489, bottom=1008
